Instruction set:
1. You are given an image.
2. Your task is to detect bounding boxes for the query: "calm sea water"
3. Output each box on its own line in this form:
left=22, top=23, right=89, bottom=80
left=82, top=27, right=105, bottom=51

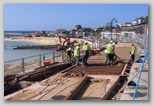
left=4, top=41, right=61, bottom=62
left=4, top=31, right=38, bottom=34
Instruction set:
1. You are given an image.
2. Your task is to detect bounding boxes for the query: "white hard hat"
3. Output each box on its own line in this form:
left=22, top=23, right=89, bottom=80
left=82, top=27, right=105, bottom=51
left=110, top=40, right=113, bottom=43
left=68, top=47, right=71, bottom=50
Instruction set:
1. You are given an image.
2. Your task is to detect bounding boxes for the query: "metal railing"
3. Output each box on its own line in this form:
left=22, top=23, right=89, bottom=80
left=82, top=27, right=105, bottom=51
left=132, top=49, right=148, bottom=100
left=4, top=51, right=64, bottom=75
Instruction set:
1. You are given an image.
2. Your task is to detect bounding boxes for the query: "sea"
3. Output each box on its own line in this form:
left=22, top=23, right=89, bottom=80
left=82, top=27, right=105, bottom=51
left=4, top=31, right=38, bottom=34
left=4, top=31, right=61, bottom=63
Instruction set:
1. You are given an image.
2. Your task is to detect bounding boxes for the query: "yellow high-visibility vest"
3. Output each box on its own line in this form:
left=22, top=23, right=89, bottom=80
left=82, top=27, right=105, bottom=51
left=74, top=46, right=79, bottom=56
left=82, top=44, right=90, bottom=51
left=104, top=49, right=108, bottom=54
left=131, top=46, right=136, bottom=54
left=87, top=45, right=90, bottom=50
left=110, top=45, right=114, bottom=54
left=82, top=45, right=86, bottom=50
left=106, top=44, right=112, bottom=54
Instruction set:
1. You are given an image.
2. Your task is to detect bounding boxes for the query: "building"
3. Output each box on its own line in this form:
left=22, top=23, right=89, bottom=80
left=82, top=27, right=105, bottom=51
left=74, top=25, right=82, bottom=30
left=135, top=17, right=146, bottom=25
left=125, top=22, right=132, bottom=27
left=132, top=20, right=137, bottom=26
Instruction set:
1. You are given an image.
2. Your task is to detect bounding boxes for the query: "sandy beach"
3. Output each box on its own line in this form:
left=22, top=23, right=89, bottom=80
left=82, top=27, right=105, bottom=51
left=4, top=37, right=60, bottom=45
left=4, top=37, right=84, bottom=45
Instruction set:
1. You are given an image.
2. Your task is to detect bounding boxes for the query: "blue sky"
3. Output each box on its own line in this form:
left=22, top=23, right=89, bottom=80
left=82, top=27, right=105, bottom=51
left=4, top=4, right=148, bottom=31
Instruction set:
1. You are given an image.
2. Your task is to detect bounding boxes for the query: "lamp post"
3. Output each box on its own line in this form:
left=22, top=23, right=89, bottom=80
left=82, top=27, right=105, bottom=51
left=116, top=27, right=117, bottom=41
left=110, top=18, right=117, bottom=40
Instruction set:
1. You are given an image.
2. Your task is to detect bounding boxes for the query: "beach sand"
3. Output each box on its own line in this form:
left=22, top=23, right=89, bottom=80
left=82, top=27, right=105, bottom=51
left=4, top=37, right=60, bottom=45
left=4, top=37, right=84, bottom=45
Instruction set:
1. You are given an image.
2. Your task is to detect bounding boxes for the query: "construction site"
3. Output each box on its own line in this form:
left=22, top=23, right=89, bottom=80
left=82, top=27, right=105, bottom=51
left=4, top=32, right=148, bottom=100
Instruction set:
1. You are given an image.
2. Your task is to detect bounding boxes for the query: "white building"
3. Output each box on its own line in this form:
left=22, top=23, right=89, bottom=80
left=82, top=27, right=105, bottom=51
left=132, top=20, right=137, bottom=26
left=125, top=22, right=132, bottom=27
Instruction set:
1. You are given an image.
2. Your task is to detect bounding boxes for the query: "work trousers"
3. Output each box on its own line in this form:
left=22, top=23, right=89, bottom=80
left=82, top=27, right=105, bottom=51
left=66, top=54, right=72, bottom=61
left=108, top=54, right=114, bottom=64
left=104, top=54, right=109, bottom=64
left=131, top=54, right=135, bottom=63
left=75, top=56, right=80, bottom=65
left=82, top=50, right=89, bottom=65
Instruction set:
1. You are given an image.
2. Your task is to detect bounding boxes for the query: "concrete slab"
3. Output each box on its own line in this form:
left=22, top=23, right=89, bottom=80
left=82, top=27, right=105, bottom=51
left=120, top=86, right=148, bottom=100
left=132, top=62, right=148, bottom=72
left=120, top=61, right=148, bottom=100
left=128, top=63, right=148, bottom=86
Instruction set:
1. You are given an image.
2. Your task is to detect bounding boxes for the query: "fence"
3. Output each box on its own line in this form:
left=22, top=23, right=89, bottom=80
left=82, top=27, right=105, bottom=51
left=119, top=33, right=148, bottom=48
left=4, top=51, right=64, bottom=75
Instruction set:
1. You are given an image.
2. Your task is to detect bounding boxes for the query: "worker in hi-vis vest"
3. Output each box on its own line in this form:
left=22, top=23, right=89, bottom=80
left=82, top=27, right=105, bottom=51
left=82, top=42, right=91, bottom=66
left=130, top=43, right=136, bottom=64
left=65, top=47, right=74, bottom=61
left=110, top=43, right=115, bottom=64
left=106, top=40, right=114, bottom=65
left=104, top=49, right=109, bottom=64
left=74, top=42, right=80, bottom=66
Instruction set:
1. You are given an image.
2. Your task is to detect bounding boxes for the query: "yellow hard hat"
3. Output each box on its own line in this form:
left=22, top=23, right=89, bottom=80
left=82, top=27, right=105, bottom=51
left=78, top=42, right=81, bottom=45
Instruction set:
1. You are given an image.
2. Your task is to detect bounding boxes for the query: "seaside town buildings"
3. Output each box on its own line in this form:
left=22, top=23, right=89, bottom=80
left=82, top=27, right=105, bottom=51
left=4, top=15, right=148, bottom=39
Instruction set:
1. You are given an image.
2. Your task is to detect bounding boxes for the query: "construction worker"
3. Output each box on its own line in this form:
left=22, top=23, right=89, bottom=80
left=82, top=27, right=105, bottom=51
left=130, top=43, right=137, bottom=64
left=82, top=42, right=91, bottom=66
left=104, top=49, right=109, bottom=64
left=74, top=42, right=80, bottom=66
left=65, top=47, right=74, bottom=61
left=110, top=43, right=115, bottom=64
left=106, top=40, right=114, bottom=65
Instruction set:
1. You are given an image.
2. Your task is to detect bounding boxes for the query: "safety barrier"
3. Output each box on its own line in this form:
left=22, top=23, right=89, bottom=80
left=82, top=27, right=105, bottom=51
left=132, top=49, right=148, bottom=100
left=4, top=51, right=64, bottom=75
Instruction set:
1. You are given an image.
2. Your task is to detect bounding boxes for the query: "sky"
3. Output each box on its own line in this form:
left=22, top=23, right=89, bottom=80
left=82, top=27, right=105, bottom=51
left=4, top=4, right=148, bottom=31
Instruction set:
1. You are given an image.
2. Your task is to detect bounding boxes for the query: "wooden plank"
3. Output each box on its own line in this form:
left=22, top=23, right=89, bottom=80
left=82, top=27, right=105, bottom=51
left=39, top=79, right=76, bottom=100
left=60, top=65, right=76, bottom=73
left=39, top=76, right=87, bottom=100
left=64, top=75, right=88, bottom=100
left=80, top=79, right=110, bottom=100
left=121, top=64, right=128, bottom=75
left=11, top=90, right=40, bottom=100
left=101, top=76, right=120, bottom=99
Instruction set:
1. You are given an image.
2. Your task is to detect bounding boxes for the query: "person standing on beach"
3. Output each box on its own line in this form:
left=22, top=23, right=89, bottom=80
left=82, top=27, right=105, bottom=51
left=74, top=43, right=80, bottom=66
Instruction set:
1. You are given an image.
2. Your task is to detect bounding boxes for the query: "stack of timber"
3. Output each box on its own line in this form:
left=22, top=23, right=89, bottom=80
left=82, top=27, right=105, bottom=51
left=4, top=73, right=88, bottom=100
